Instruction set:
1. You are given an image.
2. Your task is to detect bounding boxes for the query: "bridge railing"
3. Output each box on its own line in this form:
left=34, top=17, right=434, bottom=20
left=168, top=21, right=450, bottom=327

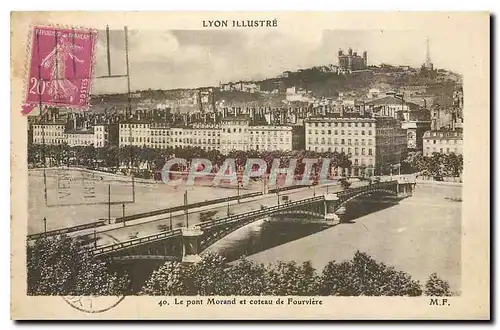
left=91, top=228, right=182, bottom=256
left=28, top=220, right=107, bottom=241
left=337, top=180, right=397, bottom=198
left=199, top=195, right=325, bottom=230
left=90, top=182, right=400, bottom=256
left=268, top=185, right=309, bottom=194
left=115, top=191, right=263, bottom=223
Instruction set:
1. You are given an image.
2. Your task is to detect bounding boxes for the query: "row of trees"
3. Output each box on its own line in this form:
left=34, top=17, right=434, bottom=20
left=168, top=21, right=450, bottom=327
left=27, top=234, right=454, bottom=296
left=28, top=143, right=353, bottom=180
left=402, top=152, right=463, bottom=178
left=141, top=252, right=454, bottom=296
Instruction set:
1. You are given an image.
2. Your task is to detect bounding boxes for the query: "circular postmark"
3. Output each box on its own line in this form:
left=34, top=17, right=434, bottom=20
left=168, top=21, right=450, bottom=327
left=63, top=232, right=127, bottom=314
left=63, top=295, right=125, bottom=314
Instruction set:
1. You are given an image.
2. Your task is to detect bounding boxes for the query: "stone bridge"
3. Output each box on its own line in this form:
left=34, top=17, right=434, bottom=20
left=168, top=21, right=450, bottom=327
left=90, top=180, right=414, bottom=263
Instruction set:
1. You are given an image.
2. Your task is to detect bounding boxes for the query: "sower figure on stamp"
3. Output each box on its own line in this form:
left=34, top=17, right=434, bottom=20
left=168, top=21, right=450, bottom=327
left=40, top=37, right=84, bottom=103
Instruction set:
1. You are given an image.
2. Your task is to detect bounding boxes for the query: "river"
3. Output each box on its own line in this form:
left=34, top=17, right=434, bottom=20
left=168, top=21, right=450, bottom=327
left=206, top=183, right=462, bottom=292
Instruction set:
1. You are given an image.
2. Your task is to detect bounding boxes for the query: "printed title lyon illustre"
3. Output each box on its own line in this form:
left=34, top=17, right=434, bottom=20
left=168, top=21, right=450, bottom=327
left=202, top=19, right=278, bottom=28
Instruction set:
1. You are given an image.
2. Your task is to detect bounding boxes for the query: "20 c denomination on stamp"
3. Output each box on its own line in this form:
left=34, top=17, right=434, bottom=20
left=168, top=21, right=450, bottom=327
left=22, top=26, right=97, bottom=114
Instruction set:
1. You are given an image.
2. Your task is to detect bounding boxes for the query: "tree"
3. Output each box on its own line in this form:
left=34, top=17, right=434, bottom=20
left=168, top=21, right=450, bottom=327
left=319, top=251, right=422, bottom=296
left=27, top=235, right=129, bottom=295
left=140, top=261, right=188, bottom=295
left=424, top=273, right=453, bottom=296
left=221, top=257, right=269, bottom=295
left=264, top=260, right=320, bottom=295
left=182, top=253, right=229, bottom=295
left=141, top=252, right=429, bottom=297
left=340, top=179, right=351, bottom=190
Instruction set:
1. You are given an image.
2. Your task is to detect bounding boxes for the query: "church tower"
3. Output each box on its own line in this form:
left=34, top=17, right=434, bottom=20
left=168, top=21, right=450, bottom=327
left=423, top=37, right=434, bottom=70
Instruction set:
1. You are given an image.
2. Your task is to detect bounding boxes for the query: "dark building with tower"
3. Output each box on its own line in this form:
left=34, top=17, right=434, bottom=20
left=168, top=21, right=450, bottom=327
left=338, top=48, right=368, bottom=73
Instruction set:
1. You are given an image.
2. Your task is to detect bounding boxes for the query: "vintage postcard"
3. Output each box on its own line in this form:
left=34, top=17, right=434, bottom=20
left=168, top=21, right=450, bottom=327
left=10, top=12, right=490, bottom=320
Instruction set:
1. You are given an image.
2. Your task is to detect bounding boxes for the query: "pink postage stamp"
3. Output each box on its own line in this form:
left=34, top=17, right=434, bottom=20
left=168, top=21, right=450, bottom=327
left=22, top=26, right=97, bottom=114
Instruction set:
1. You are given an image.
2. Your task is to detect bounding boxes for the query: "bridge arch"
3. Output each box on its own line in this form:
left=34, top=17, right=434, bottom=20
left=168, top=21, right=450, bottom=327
left=273, top=210, right=324, bottom=219
left=200, top=208, right=327, bottom=255
left=335, top=188, right=397, bottom=211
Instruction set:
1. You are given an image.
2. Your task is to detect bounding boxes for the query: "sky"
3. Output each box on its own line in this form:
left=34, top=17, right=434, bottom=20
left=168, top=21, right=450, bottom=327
left=91, top=29, right=465, bottom=94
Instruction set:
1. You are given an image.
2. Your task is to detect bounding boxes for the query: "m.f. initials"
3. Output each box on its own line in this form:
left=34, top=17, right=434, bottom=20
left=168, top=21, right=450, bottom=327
left=429, top=298, right=450, bottom=306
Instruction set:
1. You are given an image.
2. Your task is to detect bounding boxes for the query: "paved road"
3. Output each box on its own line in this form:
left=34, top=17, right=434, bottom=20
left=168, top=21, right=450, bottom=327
left=89, top=181, right=367, bottom=247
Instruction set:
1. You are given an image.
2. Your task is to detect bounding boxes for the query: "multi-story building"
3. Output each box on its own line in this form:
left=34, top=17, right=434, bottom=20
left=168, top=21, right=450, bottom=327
left=66, top=129, right=95, bottom=147
left=422, top=128, right=463, bottom=156
left=248, top=125, right=300, bottom=152
left=220, top=116, right=251, bottom=154
left=305, top=115, right=407, bottom=177
left=188, top=123, right=221, bottom=151
left=93, top=125, right=107, bottom=147
left=365, top=93, right=421, bottom=120
left=33, top=121, right=109, bottom=147
left=170, top=127, right=186, bottom=149
left=32, top=123, right=66, bottom=145
left=118, top=121, right=151, bottom=147
left=150, top=123, right=171, bottom=149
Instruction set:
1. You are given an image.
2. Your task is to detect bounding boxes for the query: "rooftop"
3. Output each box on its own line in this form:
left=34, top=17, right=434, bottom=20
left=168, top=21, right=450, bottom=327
left=365, top=95, right=420, bottom=108
left=423, top=128, right=463, bottom=139
left=66, top=128, right=95, bottom=135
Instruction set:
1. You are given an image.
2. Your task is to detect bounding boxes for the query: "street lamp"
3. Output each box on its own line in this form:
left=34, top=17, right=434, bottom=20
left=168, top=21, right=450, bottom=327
left=43, top=217, right=47, bottom=234
left=93, top=227, right=97, bottom=248
left=227, top=200, right=230, bottom=216
left=122, top=203, right=126, bottom=226
left=184, top=190, right=189, bottom=227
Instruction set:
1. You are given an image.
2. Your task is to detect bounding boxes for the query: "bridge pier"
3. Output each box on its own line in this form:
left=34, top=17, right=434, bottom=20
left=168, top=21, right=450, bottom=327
left=397, top=181, right=414, bottom=197
left=324, top=193, right=340, bottom=224
left=181, top=226, right=203, bottom=263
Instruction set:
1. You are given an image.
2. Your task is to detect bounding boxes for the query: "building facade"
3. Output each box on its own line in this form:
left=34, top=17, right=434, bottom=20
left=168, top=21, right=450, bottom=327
left=248, top=125, right=295, bottom=151
left=119, top=122, right=151, bottom=147
left=150, top=123, right=171, bottom=149
left=422, top=128, right=463, bottom=156
left=66, top=130, right=93, bottom=147
left=32, top=123, right=66, bottom=145
left=188, top=123, right=221, bottom=151
left=365, top=94, right=421, bottom=121
left=305, top=116, right=407, bottom=177
left=220, top=116, right=251, bottom=154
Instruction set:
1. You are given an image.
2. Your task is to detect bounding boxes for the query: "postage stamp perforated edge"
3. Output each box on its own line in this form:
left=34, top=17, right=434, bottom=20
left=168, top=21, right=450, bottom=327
left=22, top=23, right=99, bottom=114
